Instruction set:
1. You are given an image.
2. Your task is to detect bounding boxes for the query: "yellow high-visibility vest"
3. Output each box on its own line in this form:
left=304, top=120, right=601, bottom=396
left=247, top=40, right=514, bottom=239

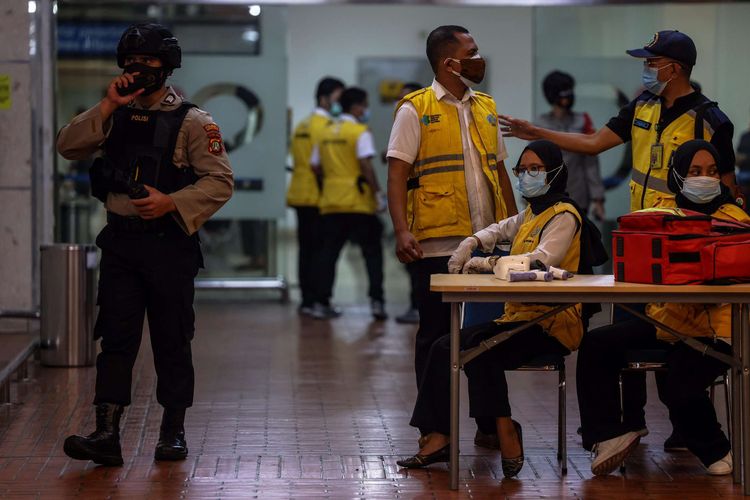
left=499, top=203, right=583, bottom=351
left=397, top=87, right=507, bottom=241
left=646, top=203, right=750, bottom=341
left=318, top=120, right=376, bottom=215
left=630, top=97, right=721, bottom=211
left=286, top=113, right=331, bottom=207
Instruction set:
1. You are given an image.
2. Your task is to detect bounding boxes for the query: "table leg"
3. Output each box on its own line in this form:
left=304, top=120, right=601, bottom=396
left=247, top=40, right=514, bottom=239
left=450, top=301, right=460, bottom=491
left=732, top=304, right=742, bottom=485
left=741, top=304, right=750, bottom=495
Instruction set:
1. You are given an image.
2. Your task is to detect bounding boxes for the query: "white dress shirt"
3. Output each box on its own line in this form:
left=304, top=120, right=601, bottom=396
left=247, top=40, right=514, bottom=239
left=387, top=79, right=508, bottom=257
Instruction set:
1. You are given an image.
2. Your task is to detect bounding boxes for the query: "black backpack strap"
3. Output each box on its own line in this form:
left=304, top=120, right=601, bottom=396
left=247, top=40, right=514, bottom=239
left=693, top=100, right=718, bottom=140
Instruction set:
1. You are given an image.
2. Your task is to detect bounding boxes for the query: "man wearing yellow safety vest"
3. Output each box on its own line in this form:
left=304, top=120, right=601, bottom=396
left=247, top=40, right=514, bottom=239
left=310, top=87, right=388, bottom=321
left=286, top=77, right=344, bottom=316
left=386, top=25, right=518, bottom=449
left=501, top=30, right=740, bottom=213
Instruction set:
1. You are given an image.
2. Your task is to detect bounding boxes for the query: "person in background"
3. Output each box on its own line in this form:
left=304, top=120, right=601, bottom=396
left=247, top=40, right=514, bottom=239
left=311, top=87, right=387, bottom=321
left=536, top=71, right=605, bottom=220
left=735, top=111, right=750, bottom=202
left=577, top=140, right=745, bottom=477
left=286, top=77, right=345, bottom=316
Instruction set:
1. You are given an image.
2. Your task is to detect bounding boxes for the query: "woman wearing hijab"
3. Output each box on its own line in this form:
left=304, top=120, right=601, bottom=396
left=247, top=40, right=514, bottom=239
left=577, top=139, right=747, bottom=477
left=397, top=140, right=605, bottom=478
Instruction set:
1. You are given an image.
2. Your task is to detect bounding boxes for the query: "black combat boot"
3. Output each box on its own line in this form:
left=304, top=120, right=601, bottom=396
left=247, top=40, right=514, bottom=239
left=63, top=403, right=124, bottom=466
left=154, top=408, right=188, bottom=461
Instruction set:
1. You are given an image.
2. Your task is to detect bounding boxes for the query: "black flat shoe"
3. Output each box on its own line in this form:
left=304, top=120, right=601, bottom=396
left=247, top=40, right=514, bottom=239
left=397, top=444, right=450, bottom=468
left=501, top=420, right=524, bottom=478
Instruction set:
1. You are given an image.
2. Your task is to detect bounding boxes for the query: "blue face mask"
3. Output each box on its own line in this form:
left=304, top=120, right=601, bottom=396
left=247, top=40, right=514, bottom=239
left=360, top=109, right=371, bottom=124
left=681, top=176, right=722, bottom=204
left=330, top=102, right=342, bottom=117
left=642, top=64, right=671, bottom=96
left=517, top=165, right=563, bottom=198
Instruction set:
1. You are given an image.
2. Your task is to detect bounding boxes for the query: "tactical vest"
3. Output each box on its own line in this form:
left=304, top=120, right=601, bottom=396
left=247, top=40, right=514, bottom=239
left=286, top=113, right=332, bottom=207
left=646, top=203, right=750, bottom=342
left=317, top=120, right=376, bottom=215
left=103, top=102, right=197, bottom=195
left=397, top=88, right=507, bottom=241
left=498, top=203, right=584, bottom=351
left=630, top=97, right=721, bottom=212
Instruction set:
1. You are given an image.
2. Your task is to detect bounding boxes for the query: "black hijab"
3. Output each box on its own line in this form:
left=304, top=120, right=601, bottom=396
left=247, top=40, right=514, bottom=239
left=667, top=139, right=736, bottom=215
left=516, top=140, right=608, bottom=275
left=517, top=140, right=569, bottom=215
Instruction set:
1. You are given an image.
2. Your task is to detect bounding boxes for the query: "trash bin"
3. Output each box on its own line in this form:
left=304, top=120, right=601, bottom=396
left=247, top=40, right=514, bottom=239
left=40, top=244, right=98, bottom=366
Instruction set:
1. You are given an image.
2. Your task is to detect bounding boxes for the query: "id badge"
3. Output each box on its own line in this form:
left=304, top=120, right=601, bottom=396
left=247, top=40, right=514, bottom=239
left=650, top=143, right=664, bottom=170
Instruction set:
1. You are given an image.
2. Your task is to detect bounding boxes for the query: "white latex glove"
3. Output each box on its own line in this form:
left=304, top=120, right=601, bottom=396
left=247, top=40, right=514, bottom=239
left=461, top=256, right=493, bottom=274
left=447, top=236, right=478, bottom=274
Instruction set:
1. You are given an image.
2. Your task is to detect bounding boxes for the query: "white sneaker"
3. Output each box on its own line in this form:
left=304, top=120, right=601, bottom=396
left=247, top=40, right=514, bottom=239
left=591, top=432, right=640, bottom=476
left=707, top=452, right=733, bottom=475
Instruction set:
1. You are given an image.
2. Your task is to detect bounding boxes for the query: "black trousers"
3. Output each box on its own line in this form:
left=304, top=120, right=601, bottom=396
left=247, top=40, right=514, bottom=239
left=404, top=262, right=419, bottom=310
left=93, top=223, right=201, bottom=409
left=410, top=322, right=569, bottom=435
left=411, top=256, right=451, bottom=389
left=315, top=213, right=384, bottom=304
left=411, top=256, right=497, bottom=434
left=576, top=318, right=732, bottom=466
left=293, top=206, right=321, bottom=308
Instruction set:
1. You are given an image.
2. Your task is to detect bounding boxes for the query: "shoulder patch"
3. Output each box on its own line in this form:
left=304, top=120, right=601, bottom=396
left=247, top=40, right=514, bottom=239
left=203, top=123, right=224, bottom=155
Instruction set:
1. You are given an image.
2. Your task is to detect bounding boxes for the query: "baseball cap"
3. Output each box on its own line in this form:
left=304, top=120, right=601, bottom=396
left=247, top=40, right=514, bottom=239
left=626, top=30, right=697, bottom=67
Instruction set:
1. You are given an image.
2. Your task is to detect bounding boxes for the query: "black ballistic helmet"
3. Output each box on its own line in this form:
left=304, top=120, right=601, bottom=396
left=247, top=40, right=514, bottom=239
left=542, top=70, right=575, bottom=106
left=116, top=23, right=181, bottom=69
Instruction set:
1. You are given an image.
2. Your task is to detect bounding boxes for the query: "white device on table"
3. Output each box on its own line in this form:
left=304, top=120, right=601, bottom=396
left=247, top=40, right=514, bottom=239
left=492, top=255, right=530, bottom=281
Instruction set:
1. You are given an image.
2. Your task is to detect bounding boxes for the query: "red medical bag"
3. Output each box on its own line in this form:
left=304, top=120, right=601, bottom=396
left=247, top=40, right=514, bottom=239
left=612, top=208, right=750, bottom=284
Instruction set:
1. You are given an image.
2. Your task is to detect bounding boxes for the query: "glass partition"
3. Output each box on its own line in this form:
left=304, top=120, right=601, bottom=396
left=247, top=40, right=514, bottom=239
left=54, top=2, right=288, bottom=289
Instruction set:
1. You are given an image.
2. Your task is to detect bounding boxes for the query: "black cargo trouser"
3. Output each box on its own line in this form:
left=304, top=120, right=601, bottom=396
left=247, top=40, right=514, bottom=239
left=315, top=213, right=384, bottom=305
left=93, top=219, right=201, bottom=409
left=294, top=206, right=321, bottom=308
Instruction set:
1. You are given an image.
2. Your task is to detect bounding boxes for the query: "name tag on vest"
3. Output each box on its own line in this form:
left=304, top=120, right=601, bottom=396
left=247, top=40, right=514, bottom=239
left=633, top=118, right=651, bottom=131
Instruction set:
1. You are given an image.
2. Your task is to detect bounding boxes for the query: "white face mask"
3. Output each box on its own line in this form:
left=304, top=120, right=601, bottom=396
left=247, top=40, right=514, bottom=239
left=681, top=176, right=722, bottom=204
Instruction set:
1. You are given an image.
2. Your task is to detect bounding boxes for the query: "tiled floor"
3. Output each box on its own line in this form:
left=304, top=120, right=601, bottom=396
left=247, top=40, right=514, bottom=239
left=0, top=300, right=743, bottom=498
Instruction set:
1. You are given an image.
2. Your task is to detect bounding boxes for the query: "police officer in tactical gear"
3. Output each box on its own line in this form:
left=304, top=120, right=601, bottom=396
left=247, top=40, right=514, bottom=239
left=57, top=23, right=233, bottom=466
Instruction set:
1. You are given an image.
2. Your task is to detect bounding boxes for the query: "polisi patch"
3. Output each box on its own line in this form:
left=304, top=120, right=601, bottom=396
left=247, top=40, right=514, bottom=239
left=204, top=123, right=224, bottom=155
left=208, top=136, right=224, bottom=155
left=130, top=114, right=150, bottom=122
left=634, top=118, right=652, bottom=131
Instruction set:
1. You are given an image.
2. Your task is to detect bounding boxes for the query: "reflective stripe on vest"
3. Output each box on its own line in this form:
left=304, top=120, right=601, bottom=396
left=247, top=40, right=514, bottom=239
left=396, top=87, right=506, bottom=240
left=317, top=120, right=376, bottom=215
left=499, top=203, right=584, bottom=351
left=629, top=97, right=717, bottom=212
left=287, top=113, right=332, bottom=207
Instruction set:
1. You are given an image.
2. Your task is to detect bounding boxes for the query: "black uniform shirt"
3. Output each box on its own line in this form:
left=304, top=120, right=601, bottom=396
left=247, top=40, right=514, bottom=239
left=606, top=91, right=735, bottom=174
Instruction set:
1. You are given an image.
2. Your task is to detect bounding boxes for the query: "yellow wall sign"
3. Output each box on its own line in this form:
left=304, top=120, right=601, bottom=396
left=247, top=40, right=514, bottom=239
left=0, top=75, right=11, bottom=110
